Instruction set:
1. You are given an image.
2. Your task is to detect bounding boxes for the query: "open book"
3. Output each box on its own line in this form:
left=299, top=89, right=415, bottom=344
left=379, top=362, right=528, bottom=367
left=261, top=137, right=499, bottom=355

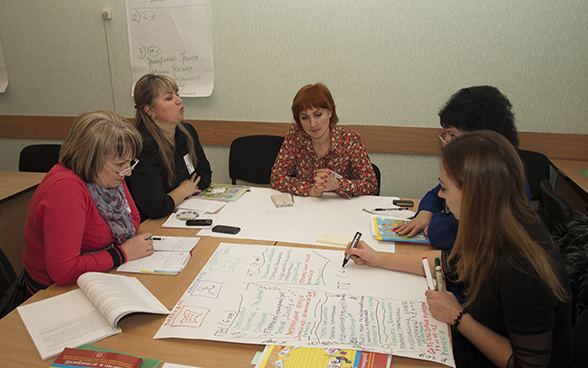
left=17, top=272, right=169, bottom=361
left=116, top=236, right=200, bottom=275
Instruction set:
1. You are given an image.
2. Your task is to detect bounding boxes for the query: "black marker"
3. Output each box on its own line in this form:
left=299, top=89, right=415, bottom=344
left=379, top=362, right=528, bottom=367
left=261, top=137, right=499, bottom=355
left=342, top=232, right=362, bottom=268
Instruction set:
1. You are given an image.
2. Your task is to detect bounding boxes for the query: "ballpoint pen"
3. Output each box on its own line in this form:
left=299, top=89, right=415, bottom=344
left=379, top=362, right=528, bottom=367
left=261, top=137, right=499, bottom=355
left=342, top=232, right=362, bottom=268
left=374, top=208, right=408, bottom=211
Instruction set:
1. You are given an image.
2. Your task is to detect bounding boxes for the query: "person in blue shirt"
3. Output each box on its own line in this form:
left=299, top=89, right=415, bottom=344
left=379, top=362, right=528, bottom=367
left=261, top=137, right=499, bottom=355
left=395, top=85, right=531, bottom=251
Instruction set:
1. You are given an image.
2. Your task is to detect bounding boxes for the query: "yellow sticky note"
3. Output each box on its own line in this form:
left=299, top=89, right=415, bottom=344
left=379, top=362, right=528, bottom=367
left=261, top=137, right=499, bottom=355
left=316, top=233, right=353, bottom=247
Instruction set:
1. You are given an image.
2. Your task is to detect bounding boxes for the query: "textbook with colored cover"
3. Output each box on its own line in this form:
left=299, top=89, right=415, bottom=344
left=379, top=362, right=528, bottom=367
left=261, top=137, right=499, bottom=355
left=197, top=183, right=250, bottom=201
left=371, top=217, right=430, bottom=244
left=69, top=345, right=162, bottom=368
left=49, top=347, right=142, bottom=368
left=255, top=345, right=391, bottom=368
left=17, top=272, right=169, bottom=361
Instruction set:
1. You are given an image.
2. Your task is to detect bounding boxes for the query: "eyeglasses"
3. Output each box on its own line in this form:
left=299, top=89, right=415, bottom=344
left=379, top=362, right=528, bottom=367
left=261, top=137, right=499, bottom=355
left=439, top=132, right=449, bottom=145
left=439, top=131, right=462, bottom=146
left=105, top=158, right=139, bottom=177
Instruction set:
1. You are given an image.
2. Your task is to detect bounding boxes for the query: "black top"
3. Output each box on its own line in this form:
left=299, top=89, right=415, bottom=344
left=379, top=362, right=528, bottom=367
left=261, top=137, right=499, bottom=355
left=127, top=122, right=212, bottom=221
left=442, top=222, right=573, bottom=368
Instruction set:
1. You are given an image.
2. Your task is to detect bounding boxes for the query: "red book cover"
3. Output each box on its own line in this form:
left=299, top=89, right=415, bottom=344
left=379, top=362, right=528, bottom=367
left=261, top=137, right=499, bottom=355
left=50, top=348, right=142, bottom=368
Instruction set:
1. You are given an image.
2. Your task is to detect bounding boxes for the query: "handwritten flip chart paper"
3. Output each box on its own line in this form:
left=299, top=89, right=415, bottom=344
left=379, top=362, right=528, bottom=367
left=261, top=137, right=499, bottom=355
left=0, top=37, right=8, bottom=92
left=197, top=187, right=399, bottom=253
left=154, top=243, right=455, bottom=367
left=125, top=0, right=214, bottom=97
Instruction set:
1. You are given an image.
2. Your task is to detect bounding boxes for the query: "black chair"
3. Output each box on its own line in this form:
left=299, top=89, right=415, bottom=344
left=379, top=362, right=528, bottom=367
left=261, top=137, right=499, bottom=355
left=517, top=149, right=550, bottom=204
left=540, top=180, right=574, bottom=234
left=229, top=135, right=285, bottom=185
left=0, top=249, right=17, bottom=301
left=19, top=144, right=61, bottom=172
left=371, top=163, right=381, bottom=196
left=552, top=214, right=588, bottom=368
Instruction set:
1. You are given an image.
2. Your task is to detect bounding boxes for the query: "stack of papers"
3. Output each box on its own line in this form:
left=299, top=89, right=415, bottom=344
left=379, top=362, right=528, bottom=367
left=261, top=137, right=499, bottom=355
left=117, top=236, right=201, bottom=275
left=162, top=211, right=218, bottom=229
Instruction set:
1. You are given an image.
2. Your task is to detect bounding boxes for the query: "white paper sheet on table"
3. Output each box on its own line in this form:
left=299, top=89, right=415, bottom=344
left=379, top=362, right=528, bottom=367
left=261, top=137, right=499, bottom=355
left=154, top=243, right=455, bottom=367
left=175, top=197, right=227, bottom=213
left=197, top=187, right=419, bottom=253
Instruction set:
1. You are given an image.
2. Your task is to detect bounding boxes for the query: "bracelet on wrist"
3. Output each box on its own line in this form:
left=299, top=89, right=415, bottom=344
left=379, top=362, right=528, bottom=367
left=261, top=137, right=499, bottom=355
left=452, top=309, right=468, bottom=331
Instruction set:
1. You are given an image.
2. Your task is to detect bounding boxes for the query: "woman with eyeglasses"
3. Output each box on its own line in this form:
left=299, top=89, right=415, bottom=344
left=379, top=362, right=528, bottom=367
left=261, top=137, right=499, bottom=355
left=394, top=86, right=529, bottom=250
left=127, top=74, right=212, bottom=220
left=22, top=110, right=154, bottom=300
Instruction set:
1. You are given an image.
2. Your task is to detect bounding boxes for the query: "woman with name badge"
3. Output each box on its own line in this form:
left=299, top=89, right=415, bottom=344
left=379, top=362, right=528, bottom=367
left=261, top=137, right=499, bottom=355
left=270, top=82, right=378, bottom=198
left=18, top=111, right=155, bottom=308
left=346, top=130, right=573, bottom=368
left=128, top=74, right=212, bottom=220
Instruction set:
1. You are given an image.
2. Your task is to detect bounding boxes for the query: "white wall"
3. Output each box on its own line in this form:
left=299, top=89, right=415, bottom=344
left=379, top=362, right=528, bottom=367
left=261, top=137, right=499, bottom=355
left=0, top=0, right=586, bottom=197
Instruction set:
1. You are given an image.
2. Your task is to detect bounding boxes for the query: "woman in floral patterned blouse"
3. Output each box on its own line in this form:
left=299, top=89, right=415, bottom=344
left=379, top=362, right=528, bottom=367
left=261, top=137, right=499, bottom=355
left=270, top=83, right=378, bottom=198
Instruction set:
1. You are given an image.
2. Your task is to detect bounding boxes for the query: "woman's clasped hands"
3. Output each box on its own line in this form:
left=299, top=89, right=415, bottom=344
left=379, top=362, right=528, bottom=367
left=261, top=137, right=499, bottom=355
left=309, top=169, right=340, bottom=197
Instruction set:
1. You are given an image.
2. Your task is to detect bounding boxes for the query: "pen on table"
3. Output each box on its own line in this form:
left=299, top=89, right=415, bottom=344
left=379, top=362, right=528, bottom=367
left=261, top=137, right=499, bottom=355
left=422, top=257, right=435, bottom=290
left=373, top=208, right=408, bottom=211
left=342, top=232, right=362, bottom=268
left=147, top=237, right=162, bottom=241
left=435, top=257, right=445, bottom=292
left=330, top=170, right=343, bottom=179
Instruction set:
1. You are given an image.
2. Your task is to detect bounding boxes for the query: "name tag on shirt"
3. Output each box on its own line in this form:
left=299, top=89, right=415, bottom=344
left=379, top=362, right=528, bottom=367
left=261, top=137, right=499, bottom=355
left=183, top=154, right=196, bottom=175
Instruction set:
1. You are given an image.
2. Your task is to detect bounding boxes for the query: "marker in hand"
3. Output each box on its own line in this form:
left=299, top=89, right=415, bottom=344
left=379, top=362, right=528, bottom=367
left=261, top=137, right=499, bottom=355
left=435, top=257, right=445, bottom=292
left=342, top=232, right=362, bottom=268
left=422, top=257, right=435, bottom=290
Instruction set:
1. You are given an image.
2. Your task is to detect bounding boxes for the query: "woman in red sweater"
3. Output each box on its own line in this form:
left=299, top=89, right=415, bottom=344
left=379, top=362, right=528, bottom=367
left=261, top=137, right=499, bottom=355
left=22, top=110, right=155, bottom=298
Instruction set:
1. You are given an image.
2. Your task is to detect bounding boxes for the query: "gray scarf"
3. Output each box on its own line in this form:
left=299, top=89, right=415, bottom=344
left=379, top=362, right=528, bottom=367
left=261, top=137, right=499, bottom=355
left=85, top=182, right=135, bottom=245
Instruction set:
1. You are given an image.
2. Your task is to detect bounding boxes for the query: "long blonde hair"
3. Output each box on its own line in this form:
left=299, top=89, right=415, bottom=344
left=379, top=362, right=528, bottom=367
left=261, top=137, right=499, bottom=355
left=443, top=130, right=568, bottom=306
left=133, top=74, right=197, bottom=185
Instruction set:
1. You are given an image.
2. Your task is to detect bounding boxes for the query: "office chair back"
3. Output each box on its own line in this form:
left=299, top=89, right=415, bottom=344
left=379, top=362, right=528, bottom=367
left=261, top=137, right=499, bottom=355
left=19, top=144, right=61, bottom=172
left=540, top=179, right=574, bottom=234
left=517, top=149, right=550, bottom=203
left=229, top=135, right=285, bottom=185
left=552, top=214, right=588, bottom=368
left=371, top=163, right=381, bottom=196
left=0, top=249, right=17, bottom=300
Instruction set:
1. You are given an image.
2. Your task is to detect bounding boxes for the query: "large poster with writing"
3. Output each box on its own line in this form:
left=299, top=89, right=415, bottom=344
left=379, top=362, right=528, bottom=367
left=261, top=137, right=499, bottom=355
left=125, top=0, right=214, bottom=97
left=154, top=243, right=455, bottom=367
left=0, top=35, right=8, bottom=92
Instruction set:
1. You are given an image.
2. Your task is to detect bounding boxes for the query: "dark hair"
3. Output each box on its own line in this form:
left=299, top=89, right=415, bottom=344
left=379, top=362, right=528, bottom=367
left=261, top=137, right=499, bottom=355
left=439, top=86, right=519, bottom=147
left=291, top=83, right=338, bottom=129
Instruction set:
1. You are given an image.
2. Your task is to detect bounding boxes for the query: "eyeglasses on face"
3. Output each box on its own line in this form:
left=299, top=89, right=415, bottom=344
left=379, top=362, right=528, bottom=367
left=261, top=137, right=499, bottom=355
left=105, top=158, right=139, bottom=177
left=439, top=132, right=449, bottom=145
